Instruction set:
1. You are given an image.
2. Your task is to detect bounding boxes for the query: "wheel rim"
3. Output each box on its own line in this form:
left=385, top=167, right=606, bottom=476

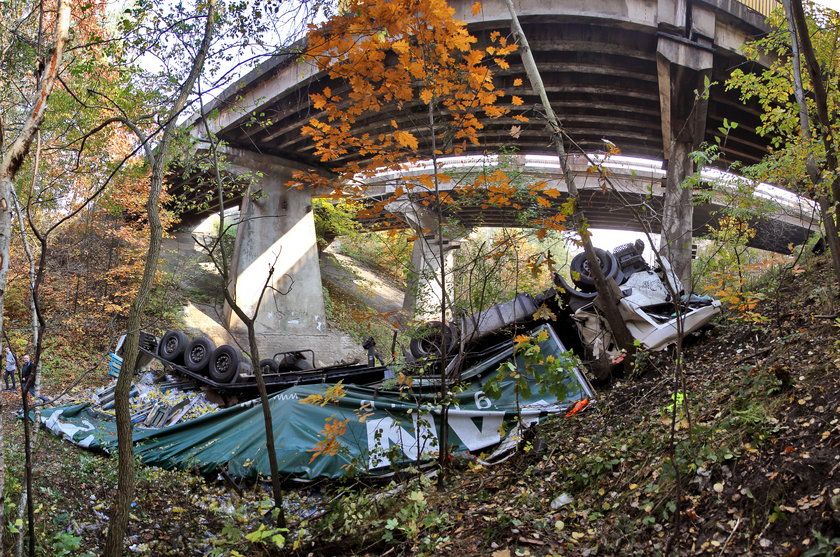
left=190, top=345, right=205, bottom=362
left=165, top=337, right=177, bottom=353
left=582, top=257, right=602, bottom=275
left=418, top=338, right=438, bottom=354
left=216, top=354, right=231, bottom=373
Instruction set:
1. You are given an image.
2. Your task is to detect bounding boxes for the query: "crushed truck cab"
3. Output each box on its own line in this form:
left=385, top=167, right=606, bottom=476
left=558, top=241, right=721, bottom=379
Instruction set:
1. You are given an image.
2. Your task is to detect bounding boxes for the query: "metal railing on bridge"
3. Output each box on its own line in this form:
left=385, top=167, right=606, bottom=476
left=737, top=0, right=780, bottom=18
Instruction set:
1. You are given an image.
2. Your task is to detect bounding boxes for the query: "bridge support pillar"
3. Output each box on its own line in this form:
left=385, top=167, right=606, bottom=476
left=389, top=200, right=460, bottom=321
left=224, top=150, right=337, bottom=360
left=656, top=15, right=713, bottom=286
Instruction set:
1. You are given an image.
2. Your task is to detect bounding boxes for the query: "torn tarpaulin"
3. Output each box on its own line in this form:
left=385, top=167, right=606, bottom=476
left=39, top=325, right=594, bottom=480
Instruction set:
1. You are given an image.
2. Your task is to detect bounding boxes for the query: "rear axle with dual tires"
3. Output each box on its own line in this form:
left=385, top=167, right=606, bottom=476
left=137, top=330, right=388, bottom=393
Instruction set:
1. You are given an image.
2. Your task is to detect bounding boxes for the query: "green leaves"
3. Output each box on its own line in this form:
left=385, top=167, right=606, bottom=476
left=244, top=524, right=289, bottom=548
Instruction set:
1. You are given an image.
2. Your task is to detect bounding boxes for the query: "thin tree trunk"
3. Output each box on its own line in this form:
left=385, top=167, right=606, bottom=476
left=502, top=0, right=636, bottom=353
left=0, top=4, right=70, bottom=555
left=785, top=0, right=840, bottom=293
left=428, top=98, right=452, bottom=486
left=103, top=3, right=216, bottom=554
left=197, top=96, right=286, bottom=527
left=11, top=138, right=44, bottom=557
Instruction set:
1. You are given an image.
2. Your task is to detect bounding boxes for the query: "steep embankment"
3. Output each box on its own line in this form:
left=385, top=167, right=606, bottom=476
left=303, top=256, right=839, bottom=557
left=426, top=260, right=838, bottom=556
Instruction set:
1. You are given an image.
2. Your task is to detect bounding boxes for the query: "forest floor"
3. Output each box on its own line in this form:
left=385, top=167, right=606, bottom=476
left=1, top=256, right=838, bottom=556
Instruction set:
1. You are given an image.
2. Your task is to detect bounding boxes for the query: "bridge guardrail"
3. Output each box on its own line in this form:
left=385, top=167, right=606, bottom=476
left=737, top=0, right=780, bottom=18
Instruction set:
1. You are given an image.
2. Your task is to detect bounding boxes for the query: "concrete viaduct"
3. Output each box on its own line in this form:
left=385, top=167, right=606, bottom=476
left=176, top=0, right=813, bottom=360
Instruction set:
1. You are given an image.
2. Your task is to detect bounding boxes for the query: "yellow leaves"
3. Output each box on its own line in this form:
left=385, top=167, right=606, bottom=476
left=514, top=334, right=532, bottom=346
left=512, top=114, right=530, bottom=122
left=513, top=78, right=523, bottom=86
left=483, top=105, right=506, bottom=118
left=392, top=130, right=418, bottom=150
left=417, top=173, right=434, bottom=189
left=532, top=304, right=556, bottom=321
left=407, top=60, right=425, bottom=79
left=490, top=169, right=509, bottom=183
left=464, top=49, right=484, bottom=67
left=299, top=0, right=517, bottom=192
left=308, top=416, right=350, bottom=463
left=300, top=381, right=346, bottom=406
left=355, top=402, right=374, bottom=423
left=451, top=31, right=475, bottom=52
left=311, top=93, right=328, bottom=110
left=511, top=95, right=523, bottom=106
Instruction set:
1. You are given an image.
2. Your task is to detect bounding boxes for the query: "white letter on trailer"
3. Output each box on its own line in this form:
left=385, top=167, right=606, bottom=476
left=366, top=413, right=438, bottom=469
left=447, top=410, right=505, bottom=451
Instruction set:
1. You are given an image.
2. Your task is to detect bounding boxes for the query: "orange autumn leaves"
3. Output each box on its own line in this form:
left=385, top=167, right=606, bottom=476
left=299, top=0, right=521, bottom=170
left=292, top=0, right=572, bottom=230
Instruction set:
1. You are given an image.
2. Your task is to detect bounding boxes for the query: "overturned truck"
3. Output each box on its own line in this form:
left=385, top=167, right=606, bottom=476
left=128, top=241, right=720, bottom=389
left=42, top=243, right=720, bottom=479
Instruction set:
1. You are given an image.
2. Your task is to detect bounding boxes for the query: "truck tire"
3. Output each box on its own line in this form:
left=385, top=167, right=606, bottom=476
left=260, top=358, right=279, bottom=375
left=184, top=337, right=215, bottom=373
left=570, top=248, right=618, bottom=292
left=209, top=345, right=242, bottom=384
left=158, top=330, right=188, bottom=363
left=409, top=321, right=458, bottom=359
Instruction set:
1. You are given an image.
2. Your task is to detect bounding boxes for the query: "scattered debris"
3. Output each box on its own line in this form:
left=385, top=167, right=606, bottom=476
left=80, top=370, right=219, bottom=428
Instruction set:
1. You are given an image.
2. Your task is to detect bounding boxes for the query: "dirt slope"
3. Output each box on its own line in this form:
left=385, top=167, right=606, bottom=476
left=408, top=260, right=840, bottom=556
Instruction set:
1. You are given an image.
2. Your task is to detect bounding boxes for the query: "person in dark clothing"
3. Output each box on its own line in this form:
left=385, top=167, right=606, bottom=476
left=4, top=348, right=16, bottom=390
left=20, top=355, right=32, bottom=394
left=20, top=355, right=46, bottom=402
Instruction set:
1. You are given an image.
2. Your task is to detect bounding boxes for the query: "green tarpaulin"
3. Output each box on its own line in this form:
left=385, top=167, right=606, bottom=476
left=40, top=325, right=593, bottom=479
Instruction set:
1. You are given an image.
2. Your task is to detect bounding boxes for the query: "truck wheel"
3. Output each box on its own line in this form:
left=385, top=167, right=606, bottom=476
left=260, top=358, right=279, bottom=375
left=409, top=321, right=458, bottom=359
left=570, top=248, right=618, bottom=292
left=185, top=337, right=215, bottom=373
left=158, top=330, right=188, bottom=363
left=209, top=345, right=242, bottom=383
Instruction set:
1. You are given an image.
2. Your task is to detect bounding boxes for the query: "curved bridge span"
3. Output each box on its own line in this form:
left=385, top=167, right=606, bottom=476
left=360, top=154, right=815, bottom=254
left=191, top=0, right=774, bottom=167
left=177, top=0, right=801, bottom=361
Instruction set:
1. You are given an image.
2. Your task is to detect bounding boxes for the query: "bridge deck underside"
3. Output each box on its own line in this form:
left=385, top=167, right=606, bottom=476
left=175, top=7, right=807, bottom=254
left=212, top=19, right=768, bottom=172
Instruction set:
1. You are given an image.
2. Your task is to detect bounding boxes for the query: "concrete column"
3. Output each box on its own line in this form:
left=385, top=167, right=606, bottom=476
left=656, top=12, right=713, bottom=285
left=389, top=199, right=459, bottom=321
left=224, top=150, right=350, bottom=363
left=402, top=234, right=460, bottom=321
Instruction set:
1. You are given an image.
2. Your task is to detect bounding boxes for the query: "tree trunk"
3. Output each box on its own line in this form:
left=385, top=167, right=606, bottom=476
left=197, top=99, right=286, bottom=527
left=11, top=145, right=45, bottom=557
left=103, top=3, right=216, bottom=554
left=785, top=0, right=840, bottom=293
left=503, top=0, right=636, bottom=353
left=0, top=4, right=70, bottom=554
